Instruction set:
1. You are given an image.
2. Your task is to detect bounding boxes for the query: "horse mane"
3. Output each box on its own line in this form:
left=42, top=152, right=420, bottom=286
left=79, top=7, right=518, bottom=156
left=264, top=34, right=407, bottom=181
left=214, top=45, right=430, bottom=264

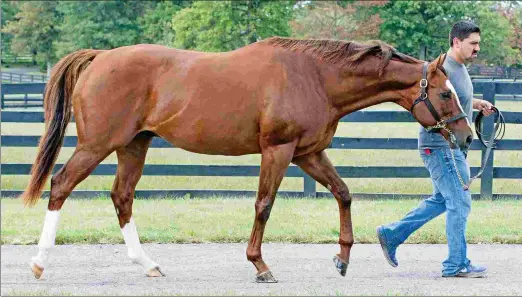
left=265, top=37, right=422, bottom=76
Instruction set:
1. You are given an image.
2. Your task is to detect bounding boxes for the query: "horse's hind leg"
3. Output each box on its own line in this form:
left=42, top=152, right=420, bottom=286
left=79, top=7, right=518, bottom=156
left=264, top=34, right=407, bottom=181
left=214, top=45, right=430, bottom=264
left=292, top=150, right=354, bottom=277
left=30, top=147, right=112, bottom=279
left=110, top=132, right=163, bottom=277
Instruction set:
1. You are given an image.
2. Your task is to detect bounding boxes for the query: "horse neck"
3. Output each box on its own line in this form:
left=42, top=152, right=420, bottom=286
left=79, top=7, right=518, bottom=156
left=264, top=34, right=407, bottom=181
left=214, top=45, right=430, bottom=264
left=322, top=59, right=423, bottom=119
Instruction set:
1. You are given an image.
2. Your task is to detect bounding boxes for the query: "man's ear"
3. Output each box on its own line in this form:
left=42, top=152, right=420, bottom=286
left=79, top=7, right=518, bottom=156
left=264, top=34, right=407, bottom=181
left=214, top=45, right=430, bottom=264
left=452, top=37, right=460, bottom=49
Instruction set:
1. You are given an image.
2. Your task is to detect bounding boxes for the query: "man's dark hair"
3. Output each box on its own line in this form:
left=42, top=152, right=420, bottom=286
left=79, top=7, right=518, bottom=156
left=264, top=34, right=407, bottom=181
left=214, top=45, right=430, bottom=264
left=449, top=20, right=481, bottom=47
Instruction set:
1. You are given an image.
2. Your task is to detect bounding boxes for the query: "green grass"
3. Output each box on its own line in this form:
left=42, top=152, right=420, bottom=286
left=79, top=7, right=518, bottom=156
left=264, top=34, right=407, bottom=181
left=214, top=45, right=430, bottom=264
left=2, top=198, right=521, bottom=245
left=2, top=146, right=520, bottom=194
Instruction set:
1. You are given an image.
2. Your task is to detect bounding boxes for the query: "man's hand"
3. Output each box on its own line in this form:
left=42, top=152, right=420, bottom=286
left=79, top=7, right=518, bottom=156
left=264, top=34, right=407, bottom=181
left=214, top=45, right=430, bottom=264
left=474, top=99, right=495, bottom=116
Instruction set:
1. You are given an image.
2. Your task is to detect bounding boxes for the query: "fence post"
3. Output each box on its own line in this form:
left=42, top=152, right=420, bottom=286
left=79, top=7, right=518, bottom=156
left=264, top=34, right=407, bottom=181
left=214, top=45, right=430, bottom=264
left=303, top=174, right=316, bottom=197
left=479, top=82, right=496, bottom=200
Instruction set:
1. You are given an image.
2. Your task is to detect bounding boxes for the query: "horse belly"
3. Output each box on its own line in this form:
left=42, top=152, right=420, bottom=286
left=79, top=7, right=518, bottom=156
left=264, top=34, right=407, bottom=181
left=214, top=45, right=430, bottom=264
left=156, top=118, right=261, bottom=156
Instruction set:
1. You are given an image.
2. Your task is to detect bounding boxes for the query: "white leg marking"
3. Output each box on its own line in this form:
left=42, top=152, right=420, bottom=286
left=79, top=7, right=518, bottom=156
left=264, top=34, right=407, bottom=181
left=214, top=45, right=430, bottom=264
left=121, top=217, right=158, bottom=271
left=31, top=210, right=61, bottom=269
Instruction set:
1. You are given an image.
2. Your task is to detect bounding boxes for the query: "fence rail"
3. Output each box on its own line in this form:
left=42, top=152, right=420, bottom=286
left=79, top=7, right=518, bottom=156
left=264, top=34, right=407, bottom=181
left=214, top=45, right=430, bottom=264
left=468, top=64, right=522, bottom=80
left=1, top=54, right=34, bottom=64
left=2, top=81, right=521, bottom=109
left=1, top=81, right=521, bottom=200
left=1, top=72, right=48, bottom=84
left=1, top=83, right=45, bottom=108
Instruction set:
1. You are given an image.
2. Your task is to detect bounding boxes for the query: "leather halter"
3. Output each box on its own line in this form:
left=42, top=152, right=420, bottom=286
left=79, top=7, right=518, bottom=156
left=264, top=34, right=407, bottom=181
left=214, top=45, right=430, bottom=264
left=410, top=62, right=468, bottom=133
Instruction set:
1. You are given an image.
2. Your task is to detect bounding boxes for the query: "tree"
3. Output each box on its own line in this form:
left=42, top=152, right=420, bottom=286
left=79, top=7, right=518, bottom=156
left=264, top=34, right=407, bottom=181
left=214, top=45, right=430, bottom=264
left=376, top=1, right=474, bottom=59
left=373, top=0, right=520, bottom=65
left=497, top=1, right=522, bottom=67
left=139, top=1, right=191, bottom=45
left=2, top=1, right=61, bottom=73
left=473, top=2, right=518, bottom=67
left=1, top=1, right=20, bottom=61
left=171, top=1, right=294, bottom=52
left=290, top=1, right=385, bottom=41
left=54, top=1, right=151, bottom=59
left=513, top=6, right=522, bottom=66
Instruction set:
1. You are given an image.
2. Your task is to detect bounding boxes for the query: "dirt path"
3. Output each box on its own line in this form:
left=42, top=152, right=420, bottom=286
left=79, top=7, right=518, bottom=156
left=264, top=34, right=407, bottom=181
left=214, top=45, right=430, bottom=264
left=2, top=244, right=521, bottom=296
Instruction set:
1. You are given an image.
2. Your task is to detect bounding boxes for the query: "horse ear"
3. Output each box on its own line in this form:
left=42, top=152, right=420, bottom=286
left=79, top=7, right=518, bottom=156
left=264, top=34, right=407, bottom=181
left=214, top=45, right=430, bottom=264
left=438, top=52, right=447, bottom=67
left=428, top=54, right=445, bottom=73
left=434, top=53, right=445, bottom=69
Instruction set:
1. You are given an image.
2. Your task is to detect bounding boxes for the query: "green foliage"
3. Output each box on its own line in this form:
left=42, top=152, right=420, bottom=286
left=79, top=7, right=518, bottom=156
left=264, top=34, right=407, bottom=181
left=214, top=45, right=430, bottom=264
left=375, top=0, right=520, bottom=65
left=473, top=3, right=519, bottom=66
left=498, top=1, right=522, bottom=67
left=2, top=0, right=519, bottom=67
left=291, top=1, right=383, bottom=41
left=138, top=1, right=191, bottom=45
left=376, top=1, right=474, bottom=59
left=0, top=1, right=20, bottom=58
left=53, top=1, right=151, bottom=58
left=1, top=1, right=60, bottom=68
left=0, top=1, right=18, bottom=27
left=171, top=1, right=294, bottom=52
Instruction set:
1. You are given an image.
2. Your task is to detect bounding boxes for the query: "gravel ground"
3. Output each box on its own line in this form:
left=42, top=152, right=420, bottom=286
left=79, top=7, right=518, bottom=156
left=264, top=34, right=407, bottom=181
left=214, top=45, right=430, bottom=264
left=2, top=243, right=521, bottom=296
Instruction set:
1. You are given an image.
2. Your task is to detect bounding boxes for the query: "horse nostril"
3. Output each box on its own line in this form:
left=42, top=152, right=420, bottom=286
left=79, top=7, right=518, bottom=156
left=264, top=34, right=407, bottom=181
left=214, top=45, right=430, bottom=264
left=466, top=135, right=473, bottom=144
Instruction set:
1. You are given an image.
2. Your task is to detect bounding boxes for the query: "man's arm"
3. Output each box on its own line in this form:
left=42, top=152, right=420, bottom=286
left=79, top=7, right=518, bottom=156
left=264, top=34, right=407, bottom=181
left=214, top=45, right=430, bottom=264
left=473, top=98, right=495, bottom=116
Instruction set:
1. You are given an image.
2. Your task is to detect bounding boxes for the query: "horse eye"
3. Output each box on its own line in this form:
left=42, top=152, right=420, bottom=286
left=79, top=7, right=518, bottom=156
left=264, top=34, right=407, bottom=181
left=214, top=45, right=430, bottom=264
left=440, top=91, right=451, bottom=100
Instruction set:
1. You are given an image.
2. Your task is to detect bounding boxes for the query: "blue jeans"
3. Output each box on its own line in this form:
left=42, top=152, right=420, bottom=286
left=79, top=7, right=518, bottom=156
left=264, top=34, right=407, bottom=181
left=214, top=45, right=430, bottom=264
left=380, top=147, right=472, bottom=276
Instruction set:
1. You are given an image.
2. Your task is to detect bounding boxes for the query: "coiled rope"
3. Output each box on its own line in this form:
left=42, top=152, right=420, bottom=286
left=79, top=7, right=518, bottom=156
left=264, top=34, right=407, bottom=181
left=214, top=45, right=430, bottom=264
left=464, top=106, right=506, bottom=190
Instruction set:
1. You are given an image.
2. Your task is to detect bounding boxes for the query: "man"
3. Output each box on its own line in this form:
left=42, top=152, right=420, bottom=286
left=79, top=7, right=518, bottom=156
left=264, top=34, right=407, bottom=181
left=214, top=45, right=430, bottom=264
left=376, top=20, right=495, bottom=278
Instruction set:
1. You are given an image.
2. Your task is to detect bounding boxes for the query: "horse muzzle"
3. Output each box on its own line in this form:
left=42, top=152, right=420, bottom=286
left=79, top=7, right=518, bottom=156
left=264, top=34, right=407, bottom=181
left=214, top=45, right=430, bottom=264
left=451, top=129, right=473, bottom=151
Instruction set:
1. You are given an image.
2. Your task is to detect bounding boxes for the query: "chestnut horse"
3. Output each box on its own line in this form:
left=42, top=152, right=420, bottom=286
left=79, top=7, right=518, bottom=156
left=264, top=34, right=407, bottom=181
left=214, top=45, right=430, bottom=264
left=22, top=37, right=472, bottom=282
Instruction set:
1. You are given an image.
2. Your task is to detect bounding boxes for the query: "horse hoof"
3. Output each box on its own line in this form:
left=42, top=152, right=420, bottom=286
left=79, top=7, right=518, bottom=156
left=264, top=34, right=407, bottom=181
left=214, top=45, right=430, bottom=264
left=30, top=262, right=44, bottom=279
left=333, top=254, right=348, bottom=276
left=146, top=266, right=165, bottom=277
left=255, top=270, right=278, bottom=283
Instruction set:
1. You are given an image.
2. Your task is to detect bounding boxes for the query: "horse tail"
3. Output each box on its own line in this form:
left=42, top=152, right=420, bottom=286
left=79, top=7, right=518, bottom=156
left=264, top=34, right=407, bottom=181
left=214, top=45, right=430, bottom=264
left=21, top=49, right=102, bottom=207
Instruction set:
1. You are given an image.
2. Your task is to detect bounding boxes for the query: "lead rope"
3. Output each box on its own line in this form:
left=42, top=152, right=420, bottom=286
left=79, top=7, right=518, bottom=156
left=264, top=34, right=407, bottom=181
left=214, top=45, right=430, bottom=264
left=441, top=128, right=468, bottom=189
left=449, top=107, right=505, bottom=190
left=464, top=107, right=505, bottom=190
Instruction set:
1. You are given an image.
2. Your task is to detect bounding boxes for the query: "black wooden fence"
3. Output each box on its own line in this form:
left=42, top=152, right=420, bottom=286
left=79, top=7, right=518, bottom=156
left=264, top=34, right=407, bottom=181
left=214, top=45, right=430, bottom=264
left=1, top=83, right=45, bottom=108
left=2, top=80, right=520, bottom=109
left=1, top=81, right=521, bottom=200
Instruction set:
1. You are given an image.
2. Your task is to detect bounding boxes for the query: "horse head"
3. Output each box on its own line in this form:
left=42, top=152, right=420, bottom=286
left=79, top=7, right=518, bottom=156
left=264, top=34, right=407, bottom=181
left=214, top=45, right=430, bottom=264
left=410, top=54, right=473, bottom=151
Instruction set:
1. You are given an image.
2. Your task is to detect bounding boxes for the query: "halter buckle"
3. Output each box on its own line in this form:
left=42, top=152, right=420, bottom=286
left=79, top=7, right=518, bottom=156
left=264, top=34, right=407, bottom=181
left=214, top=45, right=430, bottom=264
left=420, top=79, right=428, bottom=88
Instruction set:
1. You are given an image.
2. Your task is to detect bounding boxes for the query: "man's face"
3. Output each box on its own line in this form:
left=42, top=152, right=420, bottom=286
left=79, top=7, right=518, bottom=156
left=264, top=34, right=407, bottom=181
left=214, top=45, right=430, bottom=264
left=454, top=32, right=481, bottom=62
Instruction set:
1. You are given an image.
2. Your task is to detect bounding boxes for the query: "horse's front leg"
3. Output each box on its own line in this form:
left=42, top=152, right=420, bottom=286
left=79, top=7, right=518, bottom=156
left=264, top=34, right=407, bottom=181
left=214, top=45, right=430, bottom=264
left=293, top=150, right=354, bottom=276
left=247, top=141, right=296, bottom=283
